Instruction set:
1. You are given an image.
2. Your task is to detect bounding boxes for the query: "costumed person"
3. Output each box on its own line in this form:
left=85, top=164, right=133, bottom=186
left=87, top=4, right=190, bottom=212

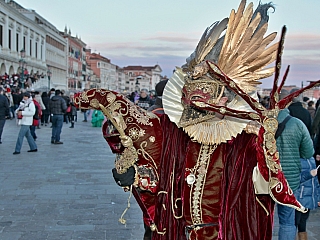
left=91, top=109, right=105, bottom=127
left=75, top=1, right=320, bottom=239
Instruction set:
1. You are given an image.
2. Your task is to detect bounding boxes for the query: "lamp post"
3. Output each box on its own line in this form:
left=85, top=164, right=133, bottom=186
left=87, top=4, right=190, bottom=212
left=19, top=49, right=26, bottom=89
left=135, top=79, right=140, bottom=92
left=47, top=66, right=52, bottom=90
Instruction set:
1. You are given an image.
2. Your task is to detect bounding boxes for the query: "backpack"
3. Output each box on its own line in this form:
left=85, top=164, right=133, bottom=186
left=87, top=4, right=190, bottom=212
left=33, top=101, right=42, bottom=120
left=275, top=115, right=291, bottom=139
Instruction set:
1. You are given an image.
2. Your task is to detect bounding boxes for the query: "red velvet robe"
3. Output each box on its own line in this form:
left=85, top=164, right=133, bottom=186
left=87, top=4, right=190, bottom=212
left=149, top=114, right=274, bottom=240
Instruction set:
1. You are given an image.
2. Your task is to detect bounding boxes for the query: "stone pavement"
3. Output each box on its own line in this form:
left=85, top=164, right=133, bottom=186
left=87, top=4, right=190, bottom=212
left=0, top=113, right=319, bottom=240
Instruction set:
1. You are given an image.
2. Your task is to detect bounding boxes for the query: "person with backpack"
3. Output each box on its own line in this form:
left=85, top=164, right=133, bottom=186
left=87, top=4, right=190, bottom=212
left=275, top=90, right=314, bottom=240
left=13, top=92, right=37, bottom=154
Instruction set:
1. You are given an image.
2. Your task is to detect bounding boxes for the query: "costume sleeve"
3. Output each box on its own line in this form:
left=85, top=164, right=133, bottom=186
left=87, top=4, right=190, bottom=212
left=75, top=89, right=163, bottom=193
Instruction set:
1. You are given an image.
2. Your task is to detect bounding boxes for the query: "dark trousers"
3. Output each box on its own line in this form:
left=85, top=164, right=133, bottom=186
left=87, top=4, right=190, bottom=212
left=41, top=113, right=50, bottom=124
left=0, top=119, right=6, bottom=141
left=30, top=125, right=37, bottom=140
left=295, top=209, right=310, bottom=232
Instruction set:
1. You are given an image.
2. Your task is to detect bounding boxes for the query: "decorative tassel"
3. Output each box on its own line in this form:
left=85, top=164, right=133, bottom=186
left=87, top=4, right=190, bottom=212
left=118, top=185, right=133, bottom=225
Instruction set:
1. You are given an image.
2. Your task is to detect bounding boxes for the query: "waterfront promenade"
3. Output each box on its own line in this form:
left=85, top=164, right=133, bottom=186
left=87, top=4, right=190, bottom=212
left=0, top=113, right=319, bottom=240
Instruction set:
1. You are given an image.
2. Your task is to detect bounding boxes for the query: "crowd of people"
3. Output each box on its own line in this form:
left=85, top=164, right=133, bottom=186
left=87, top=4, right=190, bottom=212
left=0, top=86, right=89, bottom=153
left=0, top=83, right=168, bottom=154
left=0, top=72, right=44, bottom=90
left=257, top=89, right=320, bottom=240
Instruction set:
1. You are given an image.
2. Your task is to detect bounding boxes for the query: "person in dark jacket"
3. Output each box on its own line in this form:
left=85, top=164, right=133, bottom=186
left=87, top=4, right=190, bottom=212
left=66, top=93, right=77, bottom=128
left=135, top=89, right=154, bottom=110
left=49, top=89, right=67, bottom=144
left=0, top=87, right=10, bottom=144
left=288, top=89, right=312, bottom=134
left=41, top=92, right=50, bottom=126
left=12, top=88, right=23, bottom=111
left=294, top=157, right=319, bottom=240
left=147, top=79, right=168, bottom=114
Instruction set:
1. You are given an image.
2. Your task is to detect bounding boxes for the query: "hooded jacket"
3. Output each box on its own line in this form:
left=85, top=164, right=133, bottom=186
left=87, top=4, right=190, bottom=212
left=49, top=95, right=67, bottom=115
left=276, top=109, right=314, bottom=191
left=295, top=157, right=320, bottom=210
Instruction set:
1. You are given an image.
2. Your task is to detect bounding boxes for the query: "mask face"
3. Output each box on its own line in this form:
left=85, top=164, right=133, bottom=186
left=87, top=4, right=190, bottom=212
left=179, top=77, right=225, bottom=127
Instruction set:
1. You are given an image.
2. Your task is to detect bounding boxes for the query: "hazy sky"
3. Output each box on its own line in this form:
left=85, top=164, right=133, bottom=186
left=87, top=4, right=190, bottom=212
left=17, top=0, right=320, bottom=88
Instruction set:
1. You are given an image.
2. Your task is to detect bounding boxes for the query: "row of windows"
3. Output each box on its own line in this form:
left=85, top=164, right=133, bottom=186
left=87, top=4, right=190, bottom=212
left=0, top=25, right=43, bottom=59
left=46, top=35, right=65, bottom=52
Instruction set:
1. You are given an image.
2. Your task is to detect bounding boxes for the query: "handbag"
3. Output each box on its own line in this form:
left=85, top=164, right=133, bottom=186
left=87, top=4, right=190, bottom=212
left=66, top=105, right=71, bottom=113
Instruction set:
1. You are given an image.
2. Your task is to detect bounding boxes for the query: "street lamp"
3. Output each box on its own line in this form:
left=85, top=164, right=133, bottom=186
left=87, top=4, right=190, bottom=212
left=47, top=66, right=52, bottom=90
left=19, top=49, right=27, bottom=89
left=135, top=79, right=140, bottom=92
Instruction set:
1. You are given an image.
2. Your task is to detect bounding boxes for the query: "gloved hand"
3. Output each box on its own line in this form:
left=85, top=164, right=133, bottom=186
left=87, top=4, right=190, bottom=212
left=112, top=166, right=135, bottom=187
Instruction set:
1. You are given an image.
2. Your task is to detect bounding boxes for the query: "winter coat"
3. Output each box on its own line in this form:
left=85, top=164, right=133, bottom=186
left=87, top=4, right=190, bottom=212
left=295, top=157, right=320, bottom=210
left=288, top=102, right=312, bottom=134
left=0, top=94, right=9, bottom=120
left=136, top=96, right=154, bottom=110
left=15, top=99, right=35, bottom=126
left=41, top=96, right=50, bottom=115
left=276, top=109, right=314, bottom=191
left=49, top=95, right=67, bottom=115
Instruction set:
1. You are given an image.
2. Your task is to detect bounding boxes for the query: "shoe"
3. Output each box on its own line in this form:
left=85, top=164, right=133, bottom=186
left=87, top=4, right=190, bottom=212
left=51, top=140, right=55, bottom=144
left=45, top=124, right=47, bottom=126
left=27, top=149, right=38, bottom=152
left=82, top=120, right=87, bottom=122
left=54, top=141, right=63, bottom=144
left=37, top=126, right=40, bottom=129
left=69, top=126, right=74, bottom=128
left=41, top=123, right=44, bottom=126
left=13, top=151, right=20, bottom=154
left=0, top=141, right=2, bottom=144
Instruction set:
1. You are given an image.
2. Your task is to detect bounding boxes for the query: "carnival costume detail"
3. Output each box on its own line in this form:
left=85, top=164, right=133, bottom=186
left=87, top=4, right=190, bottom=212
left=74, top=1, right=320, bottom=239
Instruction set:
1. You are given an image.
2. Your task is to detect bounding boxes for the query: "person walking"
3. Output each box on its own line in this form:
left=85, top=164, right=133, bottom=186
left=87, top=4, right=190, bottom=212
left=294, top=157, right=319, bottom=240
left=49, top=89, right=67, bottom=144
left=40, top=91, right=50, bottom=126
left=13, top=92, right=37, bottom=154
left=0, top=87, right=10, bottom=144
left=276, top=94, right=314, bottom=240
left=67, top=93, right=77, bottom=128
left=30, top=92, right=42, bottom=141
left=33, top=91, right=46, bottom=129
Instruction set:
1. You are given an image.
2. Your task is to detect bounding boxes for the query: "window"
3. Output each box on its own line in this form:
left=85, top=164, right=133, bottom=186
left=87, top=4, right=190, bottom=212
left=35, top=42, right=38, bottom=58
left=30, top=39, right=32, bottom=56
left=16, top=33, right=19, bottom=52
left=23, top=36, right=26, bottom=51
left=0, top=25, right=3, bottom=46
left=8, top=29, right=11, bottom=49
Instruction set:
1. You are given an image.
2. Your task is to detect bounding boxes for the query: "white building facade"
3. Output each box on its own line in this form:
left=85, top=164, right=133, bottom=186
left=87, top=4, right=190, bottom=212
left=0, top=0, right=47, bottom=86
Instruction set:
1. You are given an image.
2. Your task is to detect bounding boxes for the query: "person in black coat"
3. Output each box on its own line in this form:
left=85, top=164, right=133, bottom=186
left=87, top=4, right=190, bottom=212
left=0, top=87, right=10, bottom=143
left=41, top=92, right=50, bottom=126
left=288, top=89, right=312, bottom=135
